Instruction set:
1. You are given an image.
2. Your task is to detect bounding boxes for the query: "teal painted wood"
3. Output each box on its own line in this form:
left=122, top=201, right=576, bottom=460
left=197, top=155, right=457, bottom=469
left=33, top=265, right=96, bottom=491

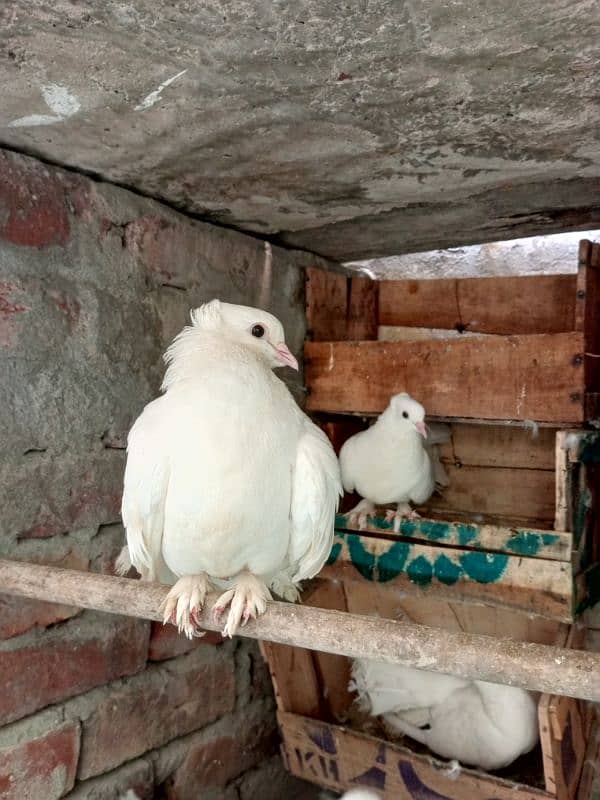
left=335, top=513, right=570, bottom=562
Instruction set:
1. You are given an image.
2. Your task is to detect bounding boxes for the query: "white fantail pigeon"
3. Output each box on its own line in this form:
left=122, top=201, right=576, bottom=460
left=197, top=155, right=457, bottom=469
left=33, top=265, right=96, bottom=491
left=339, top=393, right=448, bottom=529
left=351, top=658, right=539, bottom=770
left=119, top=300, right=342, bottom=638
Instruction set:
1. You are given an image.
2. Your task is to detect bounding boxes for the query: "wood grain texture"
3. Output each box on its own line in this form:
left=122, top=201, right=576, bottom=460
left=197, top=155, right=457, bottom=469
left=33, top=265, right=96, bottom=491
left=279, top=712, right=552, bottom=800
left=305, top=332, right=585, bottom=422
left=342, top=579, right=563, bottom=644
left=0, top=559, right=598, bottom=700
left=538, top=627, right=588, bottom=800
left=578, top=241, right=600, bottom=416
left=378, top=274, right=577, bottom=335
left=259, top=640, right=322, bottom=717
left=302, top=580, right=352, bottom=721
left=438, top=423, right=556, bottom=470
left=423, top=462, right=556, bottom=524
left=306, top=267, right=378, bottom=341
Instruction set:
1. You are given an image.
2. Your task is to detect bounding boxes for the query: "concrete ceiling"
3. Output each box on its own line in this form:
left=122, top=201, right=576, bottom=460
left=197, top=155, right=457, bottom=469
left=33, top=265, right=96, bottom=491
left=1, top=0, right=599, bottom=263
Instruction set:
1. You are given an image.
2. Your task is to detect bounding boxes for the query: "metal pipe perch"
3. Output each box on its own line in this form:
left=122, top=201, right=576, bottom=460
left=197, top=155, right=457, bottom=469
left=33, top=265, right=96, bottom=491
left=0, top=558, right=598, bottom=702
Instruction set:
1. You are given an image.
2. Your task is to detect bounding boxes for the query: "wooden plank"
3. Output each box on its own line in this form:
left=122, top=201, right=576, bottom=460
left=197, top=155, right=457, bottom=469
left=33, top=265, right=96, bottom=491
left=346, top=276, right=379, bottom=341
left=303, top=580, right=353, bottom=722
left=306, top=268, right=378, bottom=341
left=305, top=332, right=586, bottom=422
left=306, top=267, right=348, bottom=341
left=335, top=514, right=572, bottom=562
left=539, top=627, right=589, bottom=800
left=323, top=532, right=573, bottom=621
left=279, top=712, right=551, bottom=800
left=378, top=275, right=577, bottom=335
left=342, top=579, right=563, bottom=644
left=575, top=719, right=600, bottom=800
left=423, top=463, right=556, bottom=525
left=438, top=423, right=556, bottom=470
left=260, top=640, right=322, bottom=717
left=577, top=241, right=600, bottom=415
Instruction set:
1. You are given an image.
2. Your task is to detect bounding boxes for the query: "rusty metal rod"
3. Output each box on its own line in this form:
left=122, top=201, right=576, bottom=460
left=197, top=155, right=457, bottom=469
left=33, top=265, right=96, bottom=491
left=0, top=559, right=598, bottom=701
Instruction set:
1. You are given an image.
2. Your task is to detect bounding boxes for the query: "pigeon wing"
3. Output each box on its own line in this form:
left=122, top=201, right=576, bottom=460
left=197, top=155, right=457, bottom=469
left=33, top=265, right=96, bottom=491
left=289, top=420, right=342, bottom=582
left=121, top=398, right=171, bottom=581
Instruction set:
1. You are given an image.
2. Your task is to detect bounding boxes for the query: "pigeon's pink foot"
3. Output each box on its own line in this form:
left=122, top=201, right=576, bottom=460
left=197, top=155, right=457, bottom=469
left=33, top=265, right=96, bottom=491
left=385, top=504, right=420, bottom=532
left=213, top=572, right=272, bottom=638
left=160, top=574, right=212, bottom=640
left=345, top=499, right=376, bottom=531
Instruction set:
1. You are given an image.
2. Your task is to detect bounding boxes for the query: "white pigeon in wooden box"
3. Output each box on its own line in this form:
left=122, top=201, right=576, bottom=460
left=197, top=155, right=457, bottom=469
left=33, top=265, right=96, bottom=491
left=351, top=658, right=539, bottom=770
left=339, top=393, right=448, bottom=529
left=119, top=300, right=341, bottom=639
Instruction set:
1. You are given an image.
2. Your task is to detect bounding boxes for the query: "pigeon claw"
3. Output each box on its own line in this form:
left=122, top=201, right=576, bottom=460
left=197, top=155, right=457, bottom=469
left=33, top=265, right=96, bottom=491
left=385, top=505, right=420, bottom=532
left=160, top=574, right=212, bottom=640
left=213, top=573, right=272, bottom=638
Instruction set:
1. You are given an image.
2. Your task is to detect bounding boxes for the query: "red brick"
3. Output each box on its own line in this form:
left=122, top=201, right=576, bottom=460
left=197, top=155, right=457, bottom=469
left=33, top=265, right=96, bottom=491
left=0, top=615, right=149, bottom=725
left=0, top=552, right=89, bottom=640
left=0, top=722, right=80, bottom=800
left=165, top=718, right=279, bottom=800
left=78, top=651, right=236, bottom=779
left=0, top=151, right=75, bottom=248
left=148, top=621, right=223, bottom=661
left=66, top=757, right=153, bottom=800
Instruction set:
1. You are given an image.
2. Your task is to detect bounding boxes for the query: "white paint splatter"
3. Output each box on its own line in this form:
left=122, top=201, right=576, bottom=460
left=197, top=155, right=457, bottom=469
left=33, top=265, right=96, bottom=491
left=7, top=83, right=80, bottom=128
left=8, top=114, right=62, bottom=128
left=41, top=84, right=80, bottom=117
left=134, top=70, right=187, bottom=111
left=327, top=342, right=335, bottom=372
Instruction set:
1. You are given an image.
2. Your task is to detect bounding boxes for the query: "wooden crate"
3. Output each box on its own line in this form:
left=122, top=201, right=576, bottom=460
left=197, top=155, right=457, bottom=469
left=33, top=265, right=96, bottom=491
left=262, top=588, right=594, bottom=800
left=305, top=240, right=600, bottom=423
left=304, top=240, right=600, bottom=622
left=262, top=239, right=600, bottom=800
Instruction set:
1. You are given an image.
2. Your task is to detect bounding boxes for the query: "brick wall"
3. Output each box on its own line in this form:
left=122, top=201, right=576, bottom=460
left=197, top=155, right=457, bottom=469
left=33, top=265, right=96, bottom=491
left=0, top=149, right=319, bottom=798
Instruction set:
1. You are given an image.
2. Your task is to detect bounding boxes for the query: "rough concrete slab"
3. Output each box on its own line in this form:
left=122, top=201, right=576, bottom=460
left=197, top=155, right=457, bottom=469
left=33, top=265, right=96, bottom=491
left=1, top=1, right=599, bottom=261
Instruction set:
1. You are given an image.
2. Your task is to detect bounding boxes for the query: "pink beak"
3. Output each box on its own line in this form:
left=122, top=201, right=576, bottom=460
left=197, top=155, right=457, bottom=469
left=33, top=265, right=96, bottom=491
left=275, top=343, right=299, bottom=371
left=415, top=421, right=428, bottom=438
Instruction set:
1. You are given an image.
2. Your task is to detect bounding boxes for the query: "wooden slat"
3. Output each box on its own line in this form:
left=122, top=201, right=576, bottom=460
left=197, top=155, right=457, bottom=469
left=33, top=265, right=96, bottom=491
left=439, top=423, right=556, bottom=470
left=306, top=268, right=378, bottom=341
left=379, top=274, right=577, bottom=335
left=575, top=719, right=600, bottom=800
left=323, top=533, right=573, bottom=621
left=279, top=712, right=551, bottom=800
left=342, top=579, right=563, bottom=644
left=303, top=580, right=352, bottom=722
left=336, top=514, right=572, bottom=562
left=423, top=462, right=556, bottom=525
left=577, top=241, right=600, bottom=415
left=539, top=627, right=589, bottom=800
left=305, top=333, right=585, bottom=422
left=259, top=640, right=322, bottom=717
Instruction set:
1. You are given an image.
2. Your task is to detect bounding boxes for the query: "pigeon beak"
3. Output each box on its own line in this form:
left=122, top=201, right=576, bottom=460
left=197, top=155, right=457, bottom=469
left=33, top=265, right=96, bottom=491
left=415, top=421, right=428, bottom=438
left=275, top=343, right=299, bottom=371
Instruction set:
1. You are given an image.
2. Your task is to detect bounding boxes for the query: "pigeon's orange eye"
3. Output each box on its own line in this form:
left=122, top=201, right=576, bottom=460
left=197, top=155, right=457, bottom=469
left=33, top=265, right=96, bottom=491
left=252, top=324, right=265, bottom=338
left=402, top=411, right=409, bottom=418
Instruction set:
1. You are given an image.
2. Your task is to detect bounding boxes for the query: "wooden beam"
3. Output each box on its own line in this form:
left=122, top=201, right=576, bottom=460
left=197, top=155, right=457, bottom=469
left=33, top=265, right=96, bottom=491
left=305, top=332, right=585, bottom=422
left=0, top=559, right=599, bottom=701
left=379, top=274, right=577, bottom=335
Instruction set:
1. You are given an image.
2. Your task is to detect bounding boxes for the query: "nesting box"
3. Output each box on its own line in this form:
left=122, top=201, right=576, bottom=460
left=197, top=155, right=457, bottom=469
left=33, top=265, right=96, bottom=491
left=262, top=240, right=600, bottom=800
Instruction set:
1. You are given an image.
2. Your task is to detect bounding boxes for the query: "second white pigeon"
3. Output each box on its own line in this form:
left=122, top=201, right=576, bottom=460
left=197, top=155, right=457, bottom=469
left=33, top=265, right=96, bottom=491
left=339, top=393, right=447, bottom=529
left=119, top=299, right=342, bottom=638
left=351, top=658, right=539, bottom=770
